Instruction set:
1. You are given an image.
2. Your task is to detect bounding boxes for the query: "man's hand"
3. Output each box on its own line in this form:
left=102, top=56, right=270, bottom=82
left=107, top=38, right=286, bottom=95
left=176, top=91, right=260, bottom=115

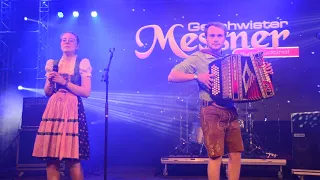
left=197, top=73, right=216, bottom=89
left=265, top=62, right=274, bottom=75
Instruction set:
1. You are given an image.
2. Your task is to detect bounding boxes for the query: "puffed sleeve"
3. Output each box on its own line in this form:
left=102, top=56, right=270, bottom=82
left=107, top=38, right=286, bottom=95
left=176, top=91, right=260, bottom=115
left=79, top=58, right=92, bottom=77
left=45, top=59, right=55, bottom=78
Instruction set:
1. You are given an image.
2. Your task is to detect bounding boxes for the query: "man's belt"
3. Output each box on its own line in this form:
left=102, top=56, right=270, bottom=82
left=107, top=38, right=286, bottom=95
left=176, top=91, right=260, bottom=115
left=201, top=100, right=215, bottom=107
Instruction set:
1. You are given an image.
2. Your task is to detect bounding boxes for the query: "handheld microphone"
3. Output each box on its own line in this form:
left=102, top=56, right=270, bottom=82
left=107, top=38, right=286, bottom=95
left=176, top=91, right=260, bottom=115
left=53, top=64, right=58, bottom=72
left=52, top=64, right=58, bottom=91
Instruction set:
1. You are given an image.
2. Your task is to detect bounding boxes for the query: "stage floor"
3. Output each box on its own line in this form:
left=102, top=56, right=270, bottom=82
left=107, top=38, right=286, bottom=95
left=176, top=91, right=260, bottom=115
left=0, top=166, right=287, bottom=180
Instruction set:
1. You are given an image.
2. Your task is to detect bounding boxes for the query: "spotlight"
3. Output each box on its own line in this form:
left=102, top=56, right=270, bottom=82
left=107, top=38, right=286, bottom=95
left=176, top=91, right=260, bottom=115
left=91, top=11, right=98, bottom=17
left=57, top=12, right=64, bottom=18
left=18, top=86, right=23, bottom=90
left=73, top=11, right=79, bottom=17
left=24, top=17, right=28, bottom=21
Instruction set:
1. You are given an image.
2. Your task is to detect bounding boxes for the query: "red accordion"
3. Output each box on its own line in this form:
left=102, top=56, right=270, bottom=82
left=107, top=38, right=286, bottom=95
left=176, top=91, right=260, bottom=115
left=209, top=52, right=275, bottom=102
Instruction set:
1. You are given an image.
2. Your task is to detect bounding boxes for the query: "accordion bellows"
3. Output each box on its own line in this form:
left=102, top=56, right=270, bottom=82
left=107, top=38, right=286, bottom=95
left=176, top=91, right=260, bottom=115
left=209, top=52, right=275, bottom=102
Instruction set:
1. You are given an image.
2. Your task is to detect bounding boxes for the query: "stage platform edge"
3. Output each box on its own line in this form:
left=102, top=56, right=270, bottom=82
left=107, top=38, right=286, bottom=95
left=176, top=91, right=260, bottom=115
left=161, top=157, right=286, bottom=179
left=292, top=169, right=320, bottom=180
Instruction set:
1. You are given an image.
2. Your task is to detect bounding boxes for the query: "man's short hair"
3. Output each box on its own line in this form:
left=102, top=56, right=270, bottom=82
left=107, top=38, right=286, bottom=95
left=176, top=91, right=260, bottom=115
left=204, top=22, right=228, bottom=37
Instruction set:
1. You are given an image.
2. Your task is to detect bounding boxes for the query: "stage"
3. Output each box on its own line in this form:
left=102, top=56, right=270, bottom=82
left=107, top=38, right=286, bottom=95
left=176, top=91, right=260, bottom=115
left=0, top=0, right=320, bottom=180
left=0, top=166, right=289, bottom=180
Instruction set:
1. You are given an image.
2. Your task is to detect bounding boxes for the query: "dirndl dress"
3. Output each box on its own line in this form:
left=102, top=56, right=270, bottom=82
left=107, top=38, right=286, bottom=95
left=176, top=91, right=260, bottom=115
left=32, top=57, right=92, bottom=161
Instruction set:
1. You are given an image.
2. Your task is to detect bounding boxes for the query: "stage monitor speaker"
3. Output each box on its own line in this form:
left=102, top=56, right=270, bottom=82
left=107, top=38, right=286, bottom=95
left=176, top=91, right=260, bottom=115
left=291, top=111, right=320, bottom=170
left=21, top=97, right=48, bottom=128
left=16, top=128, right=65, bottom=173
left=16, top=128, right=46, bottom=171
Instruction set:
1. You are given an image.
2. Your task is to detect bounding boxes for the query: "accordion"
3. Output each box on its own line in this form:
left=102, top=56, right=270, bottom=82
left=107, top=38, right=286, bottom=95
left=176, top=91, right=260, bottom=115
left=208, top=52, right=275, bottom=102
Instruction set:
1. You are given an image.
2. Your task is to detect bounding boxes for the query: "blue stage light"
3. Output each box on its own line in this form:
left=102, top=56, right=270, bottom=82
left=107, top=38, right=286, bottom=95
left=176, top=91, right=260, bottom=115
left=57, top=12, right=64, bottom=18
left=73, top=11, right=79, bottom=17
left=91, top=11, right=98, bottom=17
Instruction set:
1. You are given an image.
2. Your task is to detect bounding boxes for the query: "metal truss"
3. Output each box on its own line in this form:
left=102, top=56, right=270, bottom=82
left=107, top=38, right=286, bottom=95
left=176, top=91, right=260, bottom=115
left=36, top=0, right=50, bottom=95
left=0, top=0, right=13, bottom=151
left=0, top=0, right=13, bottom=107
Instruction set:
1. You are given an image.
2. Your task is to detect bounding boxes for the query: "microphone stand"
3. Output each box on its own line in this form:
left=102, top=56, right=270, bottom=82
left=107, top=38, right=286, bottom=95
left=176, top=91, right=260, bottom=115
left=102, top=48, right=115, bottom=180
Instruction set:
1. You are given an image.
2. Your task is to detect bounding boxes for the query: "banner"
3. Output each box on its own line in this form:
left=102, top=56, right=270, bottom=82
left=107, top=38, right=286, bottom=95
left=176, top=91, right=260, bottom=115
left=135, top=20, right=299, bottom=59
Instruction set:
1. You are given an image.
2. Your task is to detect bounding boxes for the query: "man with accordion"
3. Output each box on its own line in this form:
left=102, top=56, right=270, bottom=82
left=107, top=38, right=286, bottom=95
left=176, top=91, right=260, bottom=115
left=168, top=22, right=274, bottom=180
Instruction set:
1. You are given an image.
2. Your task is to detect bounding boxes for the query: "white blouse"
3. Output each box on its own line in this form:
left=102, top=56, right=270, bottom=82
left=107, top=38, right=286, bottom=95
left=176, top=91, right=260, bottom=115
left=45, top=56, right=92, bottom=78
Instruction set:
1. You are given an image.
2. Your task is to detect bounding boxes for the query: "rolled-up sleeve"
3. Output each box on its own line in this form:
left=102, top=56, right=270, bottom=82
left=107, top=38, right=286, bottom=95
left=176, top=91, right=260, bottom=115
left=171, top=54, right=198, bottom=74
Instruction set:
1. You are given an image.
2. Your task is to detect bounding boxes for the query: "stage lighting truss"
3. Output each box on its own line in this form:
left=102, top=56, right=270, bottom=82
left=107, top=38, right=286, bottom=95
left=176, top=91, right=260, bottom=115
left=36, top=0, right=50, bottom=96
left=0, top=0, right=13, bottom=107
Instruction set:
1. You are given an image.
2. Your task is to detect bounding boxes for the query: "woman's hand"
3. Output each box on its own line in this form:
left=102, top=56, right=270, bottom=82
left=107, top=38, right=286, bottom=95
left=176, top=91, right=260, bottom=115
left=51, top=72, right=67, bottom=85
left=47, top=72, right=57, bottom=84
